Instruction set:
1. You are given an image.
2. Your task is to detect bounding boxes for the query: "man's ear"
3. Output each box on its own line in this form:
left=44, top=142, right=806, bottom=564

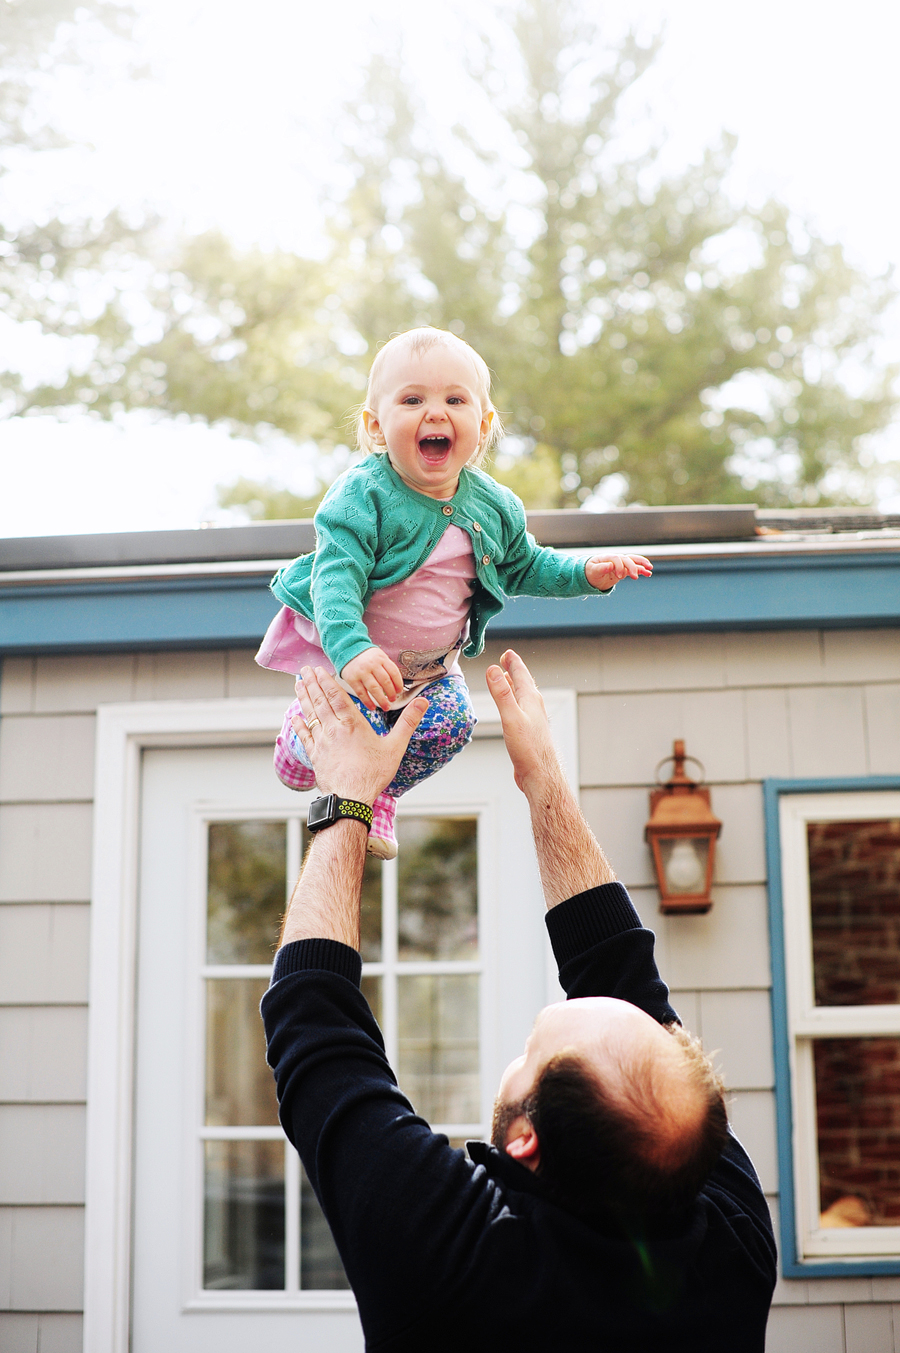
left=503, top=1115, right=541, bottom=1172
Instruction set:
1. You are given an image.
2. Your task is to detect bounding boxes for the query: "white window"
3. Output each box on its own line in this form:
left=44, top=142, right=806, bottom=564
left=776, top=788, right=900, bottom=1266
left=200, top=810, right=483, bottom=1299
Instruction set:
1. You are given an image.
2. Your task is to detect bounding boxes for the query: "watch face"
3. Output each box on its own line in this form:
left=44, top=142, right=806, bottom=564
left=306, top=795, right=337, bottom=832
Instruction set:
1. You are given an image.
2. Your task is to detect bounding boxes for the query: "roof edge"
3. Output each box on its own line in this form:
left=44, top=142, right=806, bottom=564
left=2, top=505, right=900, bottom=573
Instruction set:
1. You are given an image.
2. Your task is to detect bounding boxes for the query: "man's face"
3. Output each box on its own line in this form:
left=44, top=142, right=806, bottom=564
left=493, top=997, right=680, bottom=1149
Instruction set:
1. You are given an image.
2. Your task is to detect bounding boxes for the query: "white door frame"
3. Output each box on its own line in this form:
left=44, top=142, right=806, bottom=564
left=82, top=690, right=577, bottom=1353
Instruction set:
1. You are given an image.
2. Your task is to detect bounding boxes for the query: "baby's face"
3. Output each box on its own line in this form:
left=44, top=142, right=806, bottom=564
left=363, top=344, right=492, bottom=500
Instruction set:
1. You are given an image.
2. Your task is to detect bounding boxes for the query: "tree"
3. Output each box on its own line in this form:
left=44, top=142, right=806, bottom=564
left=5, top=0, right=896, bottom=512
left=319, top=2, right=896, bottom=508
left=0, top=1, right=147, bottom=422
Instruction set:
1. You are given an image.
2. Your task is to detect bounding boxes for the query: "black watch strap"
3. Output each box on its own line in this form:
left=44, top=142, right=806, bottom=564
left=306, top=794, right=373, bottom=833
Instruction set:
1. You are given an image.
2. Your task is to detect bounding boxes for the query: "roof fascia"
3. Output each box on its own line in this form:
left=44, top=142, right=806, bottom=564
left=1, top=548, right=898, bottom=656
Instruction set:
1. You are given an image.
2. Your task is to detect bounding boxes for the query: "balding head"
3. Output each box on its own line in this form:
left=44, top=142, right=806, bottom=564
left=492, top=999, right=727, bottom=1224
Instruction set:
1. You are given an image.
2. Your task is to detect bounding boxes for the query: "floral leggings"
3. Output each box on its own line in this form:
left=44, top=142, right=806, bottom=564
left=274, top=673, right=477, bottom=797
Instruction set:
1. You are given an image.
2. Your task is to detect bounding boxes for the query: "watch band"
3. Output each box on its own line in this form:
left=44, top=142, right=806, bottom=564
left=306, top=793, right=374, bottom=833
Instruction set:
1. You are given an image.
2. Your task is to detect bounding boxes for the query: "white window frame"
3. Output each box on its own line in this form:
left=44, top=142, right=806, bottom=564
left=779, top=788, right=900, bottom=1264
left=83, top=689, right=577, bottom=1351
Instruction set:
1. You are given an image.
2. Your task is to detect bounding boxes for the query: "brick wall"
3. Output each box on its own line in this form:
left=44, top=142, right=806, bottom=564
left=809, top=819, right=900, bottom=1006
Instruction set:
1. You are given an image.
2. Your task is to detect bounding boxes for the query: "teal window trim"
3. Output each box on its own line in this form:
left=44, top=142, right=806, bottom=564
left=765, top=775, right=900, bottom=1278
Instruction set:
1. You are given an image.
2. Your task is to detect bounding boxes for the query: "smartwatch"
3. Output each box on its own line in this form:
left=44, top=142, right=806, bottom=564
left=306, top=794, right=374, bottom=833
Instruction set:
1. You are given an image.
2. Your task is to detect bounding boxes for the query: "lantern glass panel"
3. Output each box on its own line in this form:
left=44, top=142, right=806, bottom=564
left=659, top=836, right=709, bottom=895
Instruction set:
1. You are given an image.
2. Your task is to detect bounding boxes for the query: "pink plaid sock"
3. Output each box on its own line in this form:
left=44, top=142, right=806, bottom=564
left=367, top=792, right=398, bottom=860
left=273, top=703, right=317, bottom=792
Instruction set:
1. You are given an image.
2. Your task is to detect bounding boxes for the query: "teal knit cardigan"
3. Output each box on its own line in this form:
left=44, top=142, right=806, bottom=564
left=270, top=454, right=608, bottom=677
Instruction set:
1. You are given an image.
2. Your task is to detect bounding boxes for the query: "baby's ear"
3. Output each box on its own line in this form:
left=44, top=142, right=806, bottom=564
left=362, top=408, right=384, bottom=443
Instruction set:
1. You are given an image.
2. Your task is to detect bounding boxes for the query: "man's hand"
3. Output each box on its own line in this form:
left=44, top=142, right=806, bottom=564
left=293, top=665, right=427, bottom=803
left=341, top=646, right=405, bottom=711
left=485, top=650, right=561, bottom=797
left=486, top=649, right=616, bottom=905
left=585, top=552, right=652, bottom=592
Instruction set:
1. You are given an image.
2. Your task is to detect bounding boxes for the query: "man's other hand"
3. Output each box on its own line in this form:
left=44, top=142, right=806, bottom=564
left=293, top=666, right=427, bottom=803
left=485, top=650, right=562, bottom=798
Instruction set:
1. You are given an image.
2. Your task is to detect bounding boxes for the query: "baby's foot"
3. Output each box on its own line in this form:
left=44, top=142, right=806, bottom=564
left=274, top=717, right=317, bottom=792
left=367, top=792, right=398, bottom=860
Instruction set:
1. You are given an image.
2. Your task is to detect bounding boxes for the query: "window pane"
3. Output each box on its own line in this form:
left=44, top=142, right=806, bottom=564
left=206, top=978, right=278, bottom=1127
left=208, top=821, right=286, bottom=964
left=360, top=974, right=382, bottom=1027
left=204, top=1139, right=284, bottom=1289
left=300, top=1164, right=351, bottom=1290
left=360, top=854, right=383, bottom=962
left=816, top=1036, right=900, bottom=1227
left=397, top=816, right=478, bottom=959
left=808, top=820, right=900, bottom=1006
left=398, top=974, right=479, bottom=1123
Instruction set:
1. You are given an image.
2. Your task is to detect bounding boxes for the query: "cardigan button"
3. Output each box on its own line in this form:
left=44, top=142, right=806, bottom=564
left=481, top=554, right=491, bottom=566
left=442, top=505, right=454, bottom=516
left=472, top=521, right=482, bottom=532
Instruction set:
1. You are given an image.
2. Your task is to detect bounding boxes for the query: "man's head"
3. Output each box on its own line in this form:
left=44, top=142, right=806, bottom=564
left=491, top=998, right=728, bottom=1225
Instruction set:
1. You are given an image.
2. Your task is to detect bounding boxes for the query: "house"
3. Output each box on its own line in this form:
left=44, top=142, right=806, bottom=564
left=1, top=504, right=899, bottom=1353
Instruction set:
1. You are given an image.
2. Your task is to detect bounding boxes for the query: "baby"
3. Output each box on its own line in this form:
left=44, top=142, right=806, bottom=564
left=256, top=327, right=651, bottom=857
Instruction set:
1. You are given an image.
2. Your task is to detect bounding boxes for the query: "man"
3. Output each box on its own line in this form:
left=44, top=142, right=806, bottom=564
left=262, top=651, right=776, bottom=1351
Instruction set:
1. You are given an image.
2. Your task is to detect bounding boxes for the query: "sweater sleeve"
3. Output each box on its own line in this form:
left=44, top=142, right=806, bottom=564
left=309, top=485, right=382, bottom=676
left=545, top=882, right=680, bottom=1026
left=262, top=942, right=518, bottom=1345
left=490, top=485, right=606, bottom=599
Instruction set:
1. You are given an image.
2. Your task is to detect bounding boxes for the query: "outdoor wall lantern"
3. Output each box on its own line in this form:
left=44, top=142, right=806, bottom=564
left=645, top=740, right=721, bottom=915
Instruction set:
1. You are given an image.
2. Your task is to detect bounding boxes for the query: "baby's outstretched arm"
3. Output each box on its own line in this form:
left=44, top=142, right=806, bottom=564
left=585, top=552, right=653, bottom=592
left=342, top=646, right=405, bottom=712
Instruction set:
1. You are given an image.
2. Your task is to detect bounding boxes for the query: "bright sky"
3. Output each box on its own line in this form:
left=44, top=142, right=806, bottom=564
left=2, top=0, right=900, bottom=538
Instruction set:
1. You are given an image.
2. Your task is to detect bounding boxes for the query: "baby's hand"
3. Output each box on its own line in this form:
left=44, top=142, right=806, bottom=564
left=585, top=553, right=653, bottom=592
left=341, top=647, right=404, bottom=712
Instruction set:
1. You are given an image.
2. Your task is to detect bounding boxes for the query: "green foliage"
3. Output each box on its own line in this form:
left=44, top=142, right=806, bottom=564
left=397, top=818, right=478, bottom=960
left=2, top=0, right=896, bottom=512
left=206, top=820, right=286, bottom=964
left=318, top=2, right=896, bottom=508
left=0, top=1, right=145, bottom=419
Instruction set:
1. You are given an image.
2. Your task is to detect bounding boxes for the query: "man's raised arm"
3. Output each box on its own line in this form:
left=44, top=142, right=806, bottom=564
left=277, top=667, right=427, bottom=949
left=485, top=650, right=616, bottom=907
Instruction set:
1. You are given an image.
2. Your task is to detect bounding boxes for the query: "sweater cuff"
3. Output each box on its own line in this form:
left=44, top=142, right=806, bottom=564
left=271, top=938, right=362, bottom=987
left=545, top=882, right=643, bottom=967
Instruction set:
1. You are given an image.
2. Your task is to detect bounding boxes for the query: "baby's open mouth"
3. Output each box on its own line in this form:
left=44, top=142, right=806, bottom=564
left=419, top=435, right=451, bottom=458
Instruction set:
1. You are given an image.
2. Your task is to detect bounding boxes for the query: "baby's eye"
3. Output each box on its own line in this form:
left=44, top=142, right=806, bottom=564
left=447, top=395, right=464, bottom=404
left=402, top=395, right=422, bottom=405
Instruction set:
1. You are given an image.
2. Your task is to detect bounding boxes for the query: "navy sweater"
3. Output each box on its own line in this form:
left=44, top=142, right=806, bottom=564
left=262, top=882, right=776, bottom=1351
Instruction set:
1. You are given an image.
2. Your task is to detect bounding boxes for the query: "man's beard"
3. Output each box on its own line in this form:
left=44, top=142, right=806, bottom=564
left=490, top=1096, right=529, bottom=1150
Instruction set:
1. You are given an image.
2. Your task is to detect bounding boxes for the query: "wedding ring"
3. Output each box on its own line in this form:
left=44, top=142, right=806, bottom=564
left=306, top=717, right=321, bottom=732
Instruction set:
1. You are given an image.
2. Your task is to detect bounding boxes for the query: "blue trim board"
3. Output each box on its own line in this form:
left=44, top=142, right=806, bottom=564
left=1, top=549, right=899, bottom=655
left=0, top=575, right=278, bottom=654
left=495, top=551, right=900, bottom=639
left=765, top=777, right=900, bottom=1279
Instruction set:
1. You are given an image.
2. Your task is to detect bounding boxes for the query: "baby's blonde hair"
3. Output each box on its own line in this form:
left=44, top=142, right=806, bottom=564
left=356, top=327, right=503, bottom=464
